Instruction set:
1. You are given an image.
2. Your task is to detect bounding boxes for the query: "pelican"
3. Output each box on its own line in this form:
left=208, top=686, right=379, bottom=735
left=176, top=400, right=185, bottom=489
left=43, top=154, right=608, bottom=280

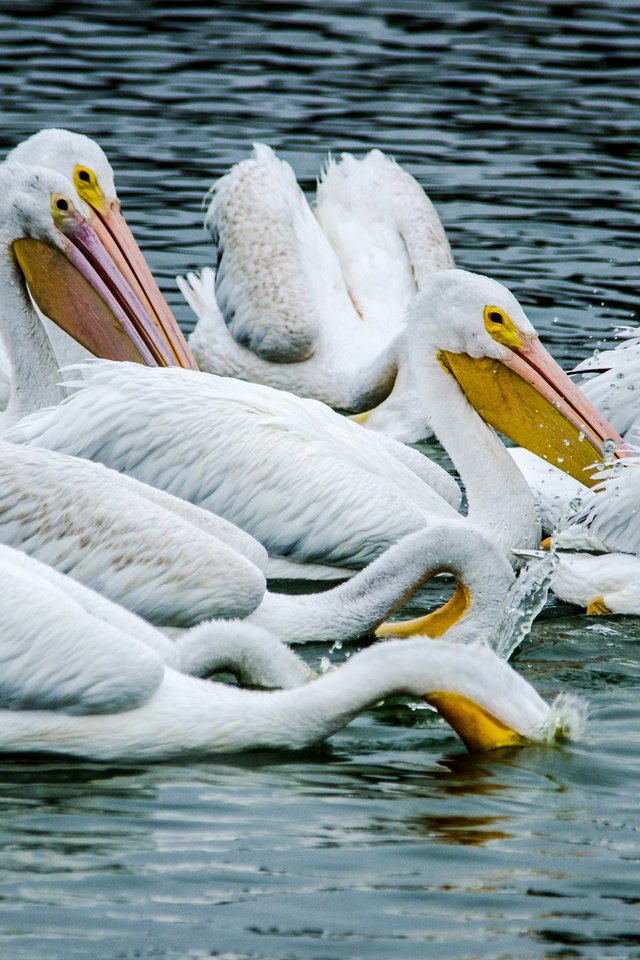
left=536, top=460, right=640, bottom=616
left=0, top=160, right=519, bottom=640
left=180, top=143, right=453, bottom=416
left=6, top=132, right=625, bottom=582
left=0, top=539, right=582, bottom=760
left=8, top=131, right=452, bottom=417
left=574, top=330, right=640, bottom=442
left=9, top=267, right=625, bottom=581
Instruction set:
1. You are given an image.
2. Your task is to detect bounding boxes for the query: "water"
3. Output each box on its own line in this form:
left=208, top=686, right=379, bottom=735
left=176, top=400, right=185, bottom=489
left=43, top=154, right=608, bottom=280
left=1, top=2, right=640, bottom=957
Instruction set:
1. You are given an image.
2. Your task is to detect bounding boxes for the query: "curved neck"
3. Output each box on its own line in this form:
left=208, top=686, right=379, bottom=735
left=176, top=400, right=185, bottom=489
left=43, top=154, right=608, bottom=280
left=416, top=351, right=539, bottom=556
left=249, top=521, right=514, bottom=644
left=0, top=255, right=63, bottom=429
left=169, top=633, right=547, bottom=753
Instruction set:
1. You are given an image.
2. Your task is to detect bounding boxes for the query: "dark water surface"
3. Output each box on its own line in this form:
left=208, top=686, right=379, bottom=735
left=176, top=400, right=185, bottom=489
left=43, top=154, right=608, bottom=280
left=1, top=2, right=640, bottom=957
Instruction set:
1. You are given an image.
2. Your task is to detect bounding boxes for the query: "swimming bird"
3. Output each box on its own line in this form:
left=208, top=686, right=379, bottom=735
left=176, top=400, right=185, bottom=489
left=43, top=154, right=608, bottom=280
left=574, top=331, right=640, bottom=443
left=181, top=143, right=453, bottom=413
left=8, top=268, right=625, bottom=580
left=0, top=161, right=282, bottom=624
left=1, top=542, right=309, bottom=686
left=0, top=160, right=521, bottom=640
left=537, top=461, right=640, bottom=615
left=0, top=540, right=580, bottom=760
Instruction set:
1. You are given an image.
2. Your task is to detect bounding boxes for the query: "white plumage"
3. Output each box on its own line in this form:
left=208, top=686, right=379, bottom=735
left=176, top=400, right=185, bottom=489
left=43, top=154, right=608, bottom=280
left=14, top=269, right=593, bottom=579
left=576, top=332, right=640, bottom=442
left=184, top=143, right=453, bottom=414
left=0, top=541, right=579, bottom=760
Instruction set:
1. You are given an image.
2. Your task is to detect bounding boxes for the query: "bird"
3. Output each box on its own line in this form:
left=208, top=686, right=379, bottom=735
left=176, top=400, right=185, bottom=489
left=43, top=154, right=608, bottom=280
left=0, top=158, right=521, bottom=642
left=5, top=127, right=198, bottom=375
left=535, top=460, right=640, bottom=616
left=180, top=143, right=454, bottom=415
left=0, top=539, right=582, bottom=761
left=7, top=131, right=449, bottom=414
left=573, top=330, right=640, bottom=443
left=5, top=131, right=624, bottom=575
left=8, top=267, right=625, bottom=582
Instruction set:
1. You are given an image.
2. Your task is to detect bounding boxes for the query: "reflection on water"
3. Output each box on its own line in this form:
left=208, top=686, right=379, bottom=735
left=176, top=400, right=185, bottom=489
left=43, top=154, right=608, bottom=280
left=413, top=812, right=513, bottom=846
left=1, top=0, right=640, bottom=957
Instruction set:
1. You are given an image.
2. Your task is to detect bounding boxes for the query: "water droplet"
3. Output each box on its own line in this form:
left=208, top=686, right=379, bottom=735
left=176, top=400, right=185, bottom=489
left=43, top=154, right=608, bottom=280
left=603, top=438, right=617, bottom=462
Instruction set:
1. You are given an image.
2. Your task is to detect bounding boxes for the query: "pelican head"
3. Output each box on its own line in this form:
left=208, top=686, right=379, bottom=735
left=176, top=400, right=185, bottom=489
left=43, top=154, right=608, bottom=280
left=7, top=128, right=197, bottom=369
left=0, top=161, right=189, bottom=366
left=411, top=269, right=627, bottom=485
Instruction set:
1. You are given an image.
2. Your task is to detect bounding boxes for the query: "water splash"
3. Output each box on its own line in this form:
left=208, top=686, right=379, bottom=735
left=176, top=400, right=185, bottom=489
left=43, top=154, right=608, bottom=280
left=541, top=693, right=588, bottom=743
left=491, top=550, right=558, bottom=660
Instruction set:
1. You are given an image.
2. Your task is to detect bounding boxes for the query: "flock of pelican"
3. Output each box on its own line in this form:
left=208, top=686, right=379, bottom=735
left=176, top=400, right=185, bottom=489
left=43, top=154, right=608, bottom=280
left=0, top=127, right=635, bottom=762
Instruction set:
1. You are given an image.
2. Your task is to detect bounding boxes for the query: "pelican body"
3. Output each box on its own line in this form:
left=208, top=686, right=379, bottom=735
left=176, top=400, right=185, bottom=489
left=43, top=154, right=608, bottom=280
left=0, top=543, right=580, bottom=761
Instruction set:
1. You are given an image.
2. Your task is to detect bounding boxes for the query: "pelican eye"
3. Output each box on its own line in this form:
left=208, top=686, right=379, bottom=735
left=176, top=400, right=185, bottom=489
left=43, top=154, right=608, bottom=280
left=56, top=197, right=70, bottom=212
left=77, top=169, right=91, bottom=183
left=483, top=304, right=524, bottom=349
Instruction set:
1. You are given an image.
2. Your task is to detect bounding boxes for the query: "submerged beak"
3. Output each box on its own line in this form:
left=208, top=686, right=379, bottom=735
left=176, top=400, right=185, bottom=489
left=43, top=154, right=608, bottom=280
left=438, top=334, right=630, bottom=486
left=12, top=204, right=193, bottom=366
left=425, top=691, right=529, bottom=751
left=88, top=199, right=197, bottom=369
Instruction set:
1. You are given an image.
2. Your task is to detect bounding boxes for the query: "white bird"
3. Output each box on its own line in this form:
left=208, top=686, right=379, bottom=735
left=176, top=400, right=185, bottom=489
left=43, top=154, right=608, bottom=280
left=9, top=267, right=624, bottom=581
left=182, top=143, right=453, bottom=414
left=0, top=161, right=279, bottom=626
left=6, top=131, right=624, bottom=600
left=574, top=330, right=640, bottom=443
left=0, top=159, right=536, bottom=643
left=0, top=539, right=582, bottom=761
left=537, top=461, right=640, bottom=616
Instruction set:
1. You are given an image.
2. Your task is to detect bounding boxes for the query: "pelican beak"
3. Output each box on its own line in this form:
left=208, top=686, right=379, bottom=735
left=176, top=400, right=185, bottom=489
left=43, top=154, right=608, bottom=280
left=425, top=691, right=529, bottom=751
left=86, top=197, right=197, bottom=369
left=438, top=334, right=629, bottom=486
left=375, top=583, right=470, bottom=637
left=11, top=200, right=191, bottom=366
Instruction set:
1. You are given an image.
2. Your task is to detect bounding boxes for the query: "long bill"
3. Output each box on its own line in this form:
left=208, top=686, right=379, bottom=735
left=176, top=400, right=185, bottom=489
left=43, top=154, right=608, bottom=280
left=438, top=334, right=631, bottom=486
left=87, top=199, right=197, bottom=369
left=11, top=205, right=191, bottom=367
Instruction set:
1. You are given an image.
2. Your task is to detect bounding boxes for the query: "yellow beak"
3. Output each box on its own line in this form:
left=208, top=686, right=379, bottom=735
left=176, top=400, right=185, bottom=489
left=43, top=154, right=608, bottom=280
left=426, top=691, right=529, bottom=751
left=438, top=334, right=629, bottom=485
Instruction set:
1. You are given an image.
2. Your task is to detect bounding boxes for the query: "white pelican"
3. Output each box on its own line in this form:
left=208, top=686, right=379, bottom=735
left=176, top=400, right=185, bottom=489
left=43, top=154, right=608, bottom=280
left=182, top=143, right=453, bottom=413
left=0, top=160, right=515, bottom=639
left=0, top=161, right=283, bottom=624
left=0, top=439, right=520, bottom=638
left=574, top=331, right=640, bottom=442
left=1, top=543, right=309, bottom=686
left=10, top=131, right=453, bottom=416
left=537, top=461, right=640, bottom=616
left=0, top=540, right=582, bottom=760
left=9, top=268, right=626, bottom=579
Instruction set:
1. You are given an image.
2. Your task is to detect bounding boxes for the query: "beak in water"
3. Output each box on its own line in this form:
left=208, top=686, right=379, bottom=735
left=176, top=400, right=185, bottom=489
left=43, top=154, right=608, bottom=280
left=438, top=334, right=629, bottom=485
left=426, top=691, right=529, bottom=751
left=12, top=196, right=194, bottom=367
